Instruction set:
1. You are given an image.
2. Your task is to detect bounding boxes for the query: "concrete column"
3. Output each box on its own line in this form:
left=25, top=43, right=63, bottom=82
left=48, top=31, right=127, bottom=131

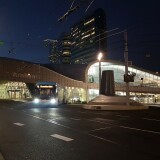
left=100, top=70, right=115, bottom=96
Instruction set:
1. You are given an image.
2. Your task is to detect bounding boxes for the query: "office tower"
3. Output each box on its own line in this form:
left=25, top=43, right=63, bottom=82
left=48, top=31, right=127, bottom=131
left=70, top=8, right=107, bottom=64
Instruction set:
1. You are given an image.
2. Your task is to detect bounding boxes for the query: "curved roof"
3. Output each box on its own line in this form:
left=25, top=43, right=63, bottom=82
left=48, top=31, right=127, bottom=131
left=0, top=57, right=86, bottom=88
left=0, top=57, right=159, bottom=82
left=44, top=64, right=88, bottom=82
left=85, top=59, right=159, bottom=77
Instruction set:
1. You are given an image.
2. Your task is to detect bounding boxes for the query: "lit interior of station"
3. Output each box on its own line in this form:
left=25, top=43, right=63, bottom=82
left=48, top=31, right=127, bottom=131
left=87, top=61, right=160, bottom=104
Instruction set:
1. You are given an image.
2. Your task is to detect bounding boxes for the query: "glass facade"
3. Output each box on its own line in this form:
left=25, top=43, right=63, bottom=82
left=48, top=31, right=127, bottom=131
left=0, top=81, right=31, bottom=99
left=71, top=8, right=107, bottom=64
left=87, top=62, right=160, bottom=104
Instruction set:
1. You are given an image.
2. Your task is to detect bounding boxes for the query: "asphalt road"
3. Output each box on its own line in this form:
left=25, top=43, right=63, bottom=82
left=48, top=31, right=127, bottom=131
left=0, top=101, right=160, bottom=160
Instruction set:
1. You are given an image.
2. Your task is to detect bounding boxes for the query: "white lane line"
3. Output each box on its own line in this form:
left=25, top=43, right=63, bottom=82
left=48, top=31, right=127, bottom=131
left=13, top=122, right=24, bottom=126
left=48, top=119, right=58, bottom=123
left=95, top=118, right=115, bottom=122
left=49, top=113, right=62, bottom=117
left=87, top=133, right=118, bottom=144
left=70, top=118, right=81, bottom=121
left=50, top=134, right=73, bottom=142
left=25, top=113, right=77, bottom=130
left=89, top=126, right=112, bottom=132
left=120, top=126, right=160, bottom=135
left=86, top=119, right=115, bottom=125
left=116, top=115, right=129, bottom=118
left=93, top=118, right=116, bottom=124
left=32, top=116, right=43, bottom=119
left=95, top=118, right=107, bottom=121
left=87, top=119, right=160, bottom=135
left=23, top=113, right=118, bottom=144
left=22, top=110, right=26, bottom=112
left=47, top=118, right=62, bottom=122
left=143, top=118, right=160, bottom=122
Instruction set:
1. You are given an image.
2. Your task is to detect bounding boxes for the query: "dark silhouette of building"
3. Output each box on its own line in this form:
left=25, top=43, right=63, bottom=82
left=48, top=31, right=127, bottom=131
left=44, top=39, right=58, bottom=63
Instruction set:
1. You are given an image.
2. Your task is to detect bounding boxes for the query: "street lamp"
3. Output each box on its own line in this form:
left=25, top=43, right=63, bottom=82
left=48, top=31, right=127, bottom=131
left=124, top=31, right=130, bottom=106
left=97, top=52, right=103, bottom=94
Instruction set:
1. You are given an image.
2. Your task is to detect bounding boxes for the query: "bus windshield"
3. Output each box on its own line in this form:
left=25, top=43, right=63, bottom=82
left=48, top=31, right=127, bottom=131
left=35, top=82, right=57, bottom=100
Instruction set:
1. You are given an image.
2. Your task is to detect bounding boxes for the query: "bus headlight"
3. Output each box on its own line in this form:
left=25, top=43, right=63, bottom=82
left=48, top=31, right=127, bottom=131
left=34, top=98, right=40, bottom=104
left=50, top=98, right=56, bottom=104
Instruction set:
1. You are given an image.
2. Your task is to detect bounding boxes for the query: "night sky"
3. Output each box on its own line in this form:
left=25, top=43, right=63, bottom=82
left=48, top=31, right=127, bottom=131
left=0, top=0, right=160, bottom=71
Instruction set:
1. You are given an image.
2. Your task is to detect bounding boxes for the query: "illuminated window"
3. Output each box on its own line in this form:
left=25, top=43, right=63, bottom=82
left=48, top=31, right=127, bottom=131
left=72, top=42, right=76, bottom=45
left=81, top=28, right=95, bottom=35
left=63, top=41, right=71, bottom=45
left=91, top=31, right=95, bottom=35
left=72, top=27, right=78, bottom=33
left=81, top=33, right=93, bottom=40
left=63, top=51, right=70, bottom=55
left=84, top=18, right=95, bottom=26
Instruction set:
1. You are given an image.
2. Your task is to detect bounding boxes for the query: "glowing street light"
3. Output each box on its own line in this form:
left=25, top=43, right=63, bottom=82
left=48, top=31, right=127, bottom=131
left=97, top=52, right=103, bottom=94
left=97, top=52, right=103, bottom=61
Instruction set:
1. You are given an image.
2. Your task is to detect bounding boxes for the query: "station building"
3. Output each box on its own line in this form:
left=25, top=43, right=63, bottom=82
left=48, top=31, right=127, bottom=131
left=0, top=57, right=160, bottom=104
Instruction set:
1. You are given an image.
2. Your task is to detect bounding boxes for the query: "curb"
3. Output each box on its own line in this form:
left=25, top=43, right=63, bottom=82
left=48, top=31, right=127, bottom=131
left=83, top=105, right=149, bottom=110
left=0, top=153, right=4, bottom=160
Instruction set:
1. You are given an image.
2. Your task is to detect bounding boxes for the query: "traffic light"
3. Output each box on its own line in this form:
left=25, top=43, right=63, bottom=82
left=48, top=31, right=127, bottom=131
left=124, top=72, right=136, bottom=82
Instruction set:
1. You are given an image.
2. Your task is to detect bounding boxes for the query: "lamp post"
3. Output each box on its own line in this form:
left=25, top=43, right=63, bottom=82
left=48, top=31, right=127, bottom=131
left=124, top=31, right=130, bottom=106
left=97, top=52, right=103, bottom=94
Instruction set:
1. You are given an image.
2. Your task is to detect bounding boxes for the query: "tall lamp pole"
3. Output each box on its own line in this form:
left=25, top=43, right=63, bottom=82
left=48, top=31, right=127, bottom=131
left=124, top=31, right=130, bottom=106
left=97, top=52, right=103, bottom=95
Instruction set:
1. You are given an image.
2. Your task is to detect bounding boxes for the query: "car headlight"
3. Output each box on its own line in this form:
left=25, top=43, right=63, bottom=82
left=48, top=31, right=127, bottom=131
left=50, top=98, right=56, bottom=104
left=34, top=98, right=40, bottom=104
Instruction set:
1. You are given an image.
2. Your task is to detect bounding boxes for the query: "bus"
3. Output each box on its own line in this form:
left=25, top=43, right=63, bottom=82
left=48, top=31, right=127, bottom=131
left=33, top=82, right=58, bottom=105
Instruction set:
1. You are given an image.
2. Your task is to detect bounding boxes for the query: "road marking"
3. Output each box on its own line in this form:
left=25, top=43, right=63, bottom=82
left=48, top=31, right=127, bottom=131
left=87, top=119, right=160, bottom=135
left=32, top=116, right=43, bottom=119
left=143, top=118, right=160, bottom=122
left=120, top=126, right=160, bottom=135
left=86, top=119, right=115, bottom=125
left=87, top=133, right=118, bottom=144
left=88, top=126, right=112, bottom=132
left=116, top=115, right=129, bottom=118
left=50, top=134, right=73, bottom=142
left=95, top=118, right=115, bottom=122
left=22, top=110, right=26, bottom=112
left=23, top=113, right=118, bottom=144
left=70, top=118, right=81, bottom=120
left=48, top=119, right=58, bottom=124
left=13, top=122, right=24, bottom=126
left=53, top=117, right=63, bottom=120
left=25, top=113, right=77, bottom=130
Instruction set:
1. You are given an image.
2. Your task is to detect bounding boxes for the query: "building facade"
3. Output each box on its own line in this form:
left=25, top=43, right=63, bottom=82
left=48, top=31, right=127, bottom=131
left=70, top=8, right=107, bottom=64
left=49, top=8, right=107, bottom=64
left=0, top=58, right=160, bottom=104
left=44, top=39, right=58, bottom=63
left=57, top=33, right=71, bottom=64
left=87, top=60, right=160, bottom=103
